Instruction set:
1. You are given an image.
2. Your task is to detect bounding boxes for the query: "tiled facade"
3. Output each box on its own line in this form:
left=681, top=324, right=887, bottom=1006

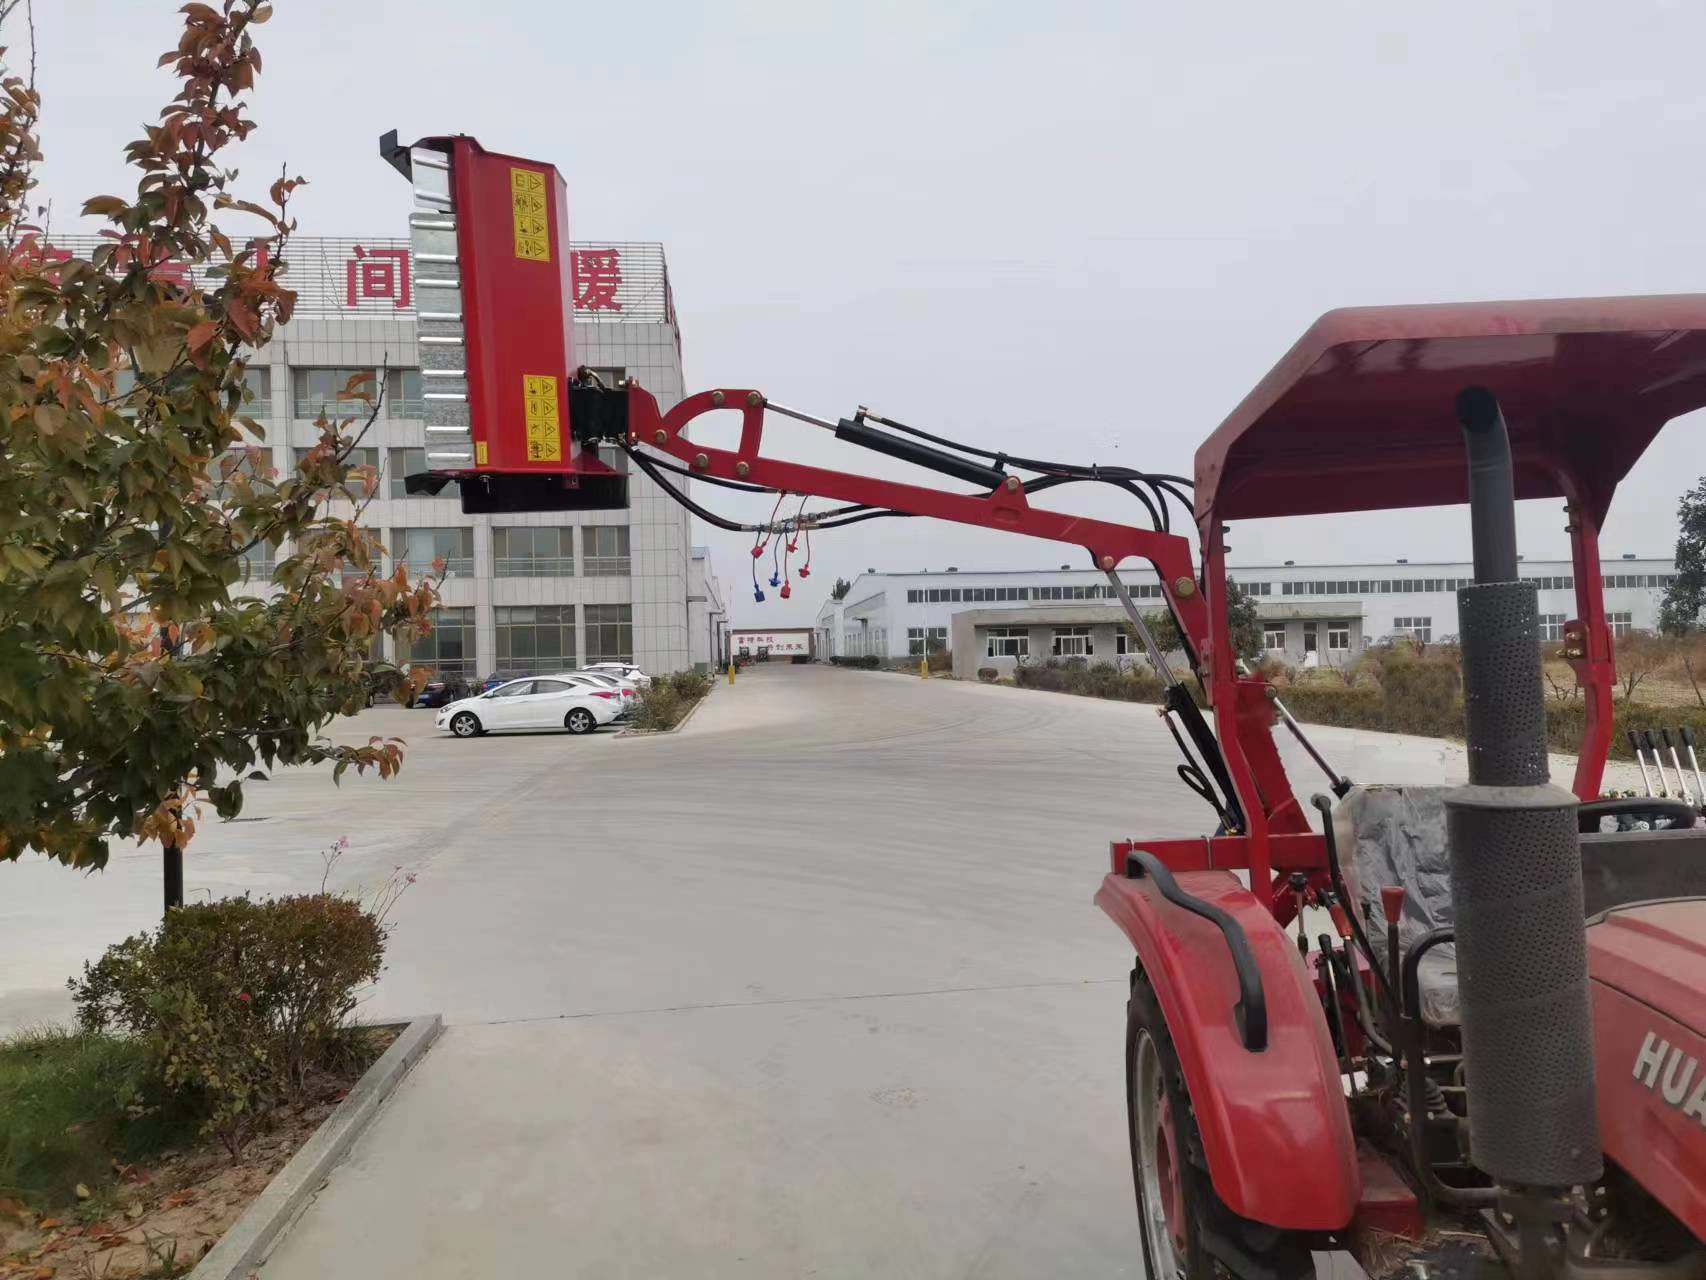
left=210, top=237, right=693, bottom=679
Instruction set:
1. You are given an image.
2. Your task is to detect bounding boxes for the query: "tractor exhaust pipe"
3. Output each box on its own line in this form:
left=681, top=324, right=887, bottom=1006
left=1446, top=389, right=1601, bottom=1264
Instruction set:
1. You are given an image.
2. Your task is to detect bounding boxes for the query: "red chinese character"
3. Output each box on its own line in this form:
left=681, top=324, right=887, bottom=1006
left=345, top=244, right=411, bottom=309
left=571, top=249, right=622, bottom=312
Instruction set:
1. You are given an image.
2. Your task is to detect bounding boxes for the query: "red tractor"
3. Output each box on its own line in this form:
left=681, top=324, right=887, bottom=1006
left=382, top=131, right=1706, bottom=1278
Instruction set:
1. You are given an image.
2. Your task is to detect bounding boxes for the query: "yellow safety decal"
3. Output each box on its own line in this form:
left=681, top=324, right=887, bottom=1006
left=510, top=167, right=551, bottom=263
left=522, top=374, right=562, bottom=462
left=475, top=440, right=488, bottom=466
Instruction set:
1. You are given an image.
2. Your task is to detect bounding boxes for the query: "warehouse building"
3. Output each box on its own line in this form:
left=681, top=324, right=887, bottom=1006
left=64, top=233, right=696, bottom=679
left=816, top=557, right=1679, bottom=672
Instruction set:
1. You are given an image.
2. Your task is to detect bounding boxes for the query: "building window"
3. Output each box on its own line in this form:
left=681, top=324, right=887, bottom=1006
left=1393, top=616, right=1432, bottom=643
left=392, top=526, right=474, bottom=577
left=1327, top=624, right=1350, bottom=653
left=1052, top=626, right=1093, bottom=658
left=400, top=606, right=475, bottom=677
left=240, top=367, right=271, bottom=420
left=906, top=589, right=921, bottom=604
left=291, top=366, right=378, bottom=420
left=583, top=526, right=631, bottom=576
left=586, top=603, right=633, bottom=663
left=494, top=526, right=573, bottom=576
left=494, top=604, right=576, bottom=674
left=1609, top=611, right=1634, bottom=638
left=1115, top=631, right=1131, bottom=656
left=238, top=541, right=275, bottom=583
left=295, top=445, right=378, bottom=497
left=986, top=626, right=1029, bottom=658
left=388, top=447, right=459, bottom=500
left=1263, top=625, right=1287, bottom=651
left=386, top=368, right=423, bottom=418
left=1538, top=613, right=1566, bottom=642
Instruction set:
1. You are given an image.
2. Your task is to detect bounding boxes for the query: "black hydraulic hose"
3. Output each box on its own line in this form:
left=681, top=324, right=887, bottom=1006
left=858, top=408, right=1195, bottom=489
left=834, top=417, right=1010, bottom=489
left=1309, top=795, right=1396, bottom=1012
left=1163, top=712, right=1234, bottom=831
left=1316, top=932, right=1353, bottom=1083
left=1168, top=683, right=1245, bottom=835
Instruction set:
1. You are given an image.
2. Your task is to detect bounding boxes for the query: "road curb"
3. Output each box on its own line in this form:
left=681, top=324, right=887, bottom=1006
left=187, top=1013, right=444, bottom=1280
left=616, top=681, right=715, bottom=738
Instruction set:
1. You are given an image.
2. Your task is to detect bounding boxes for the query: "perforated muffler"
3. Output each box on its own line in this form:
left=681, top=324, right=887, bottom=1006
left=1444, top=388, right=1602, bottom=1191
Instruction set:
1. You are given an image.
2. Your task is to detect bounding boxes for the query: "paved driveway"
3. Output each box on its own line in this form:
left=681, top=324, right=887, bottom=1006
left=1, top=666, right=1515, bottom=1276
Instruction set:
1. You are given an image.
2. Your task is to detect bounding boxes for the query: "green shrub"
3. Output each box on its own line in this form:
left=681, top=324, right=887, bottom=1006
left=1014, top=659, right=1168, bottom=703
left=0, top=1029, right=197, bottom=1209
left=827, top=654, right=883, bottom=669
left=629, top=669, right=711, bottom=731
left=71, top=894, right=386, bottom=1154
left=977, top=667, right=998, bottom=682
left=667, top=669, right=712, bottom=700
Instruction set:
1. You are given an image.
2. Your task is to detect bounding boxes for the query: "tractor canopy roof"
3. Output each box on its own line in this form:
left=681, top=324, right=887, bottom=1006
left=1195, top=294, right=1706, bottom=526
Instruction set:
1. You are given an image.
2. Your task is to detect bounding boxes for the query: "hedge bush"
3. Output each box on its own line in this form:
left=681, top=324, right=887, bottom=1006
left=1015, top=660, right=1168, bottom=703
left=994, top=646, right=1706, bottom=760
left=71, top=895, right=385, bottom=1154
left=629, top=669, right=713, bottom=731
left=828, top=654, right=882, bottom=669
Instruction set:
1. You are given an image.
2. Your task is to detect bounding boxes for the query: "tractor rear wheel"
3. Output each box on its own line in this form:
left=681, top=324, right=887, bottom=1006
left=1126, top=968, right=1316, bottom=1280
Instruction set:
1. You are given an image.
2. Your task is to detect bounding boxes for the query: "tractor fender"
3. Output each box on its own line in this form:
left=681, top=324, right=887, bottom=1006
left=1096, top=868, right=1360, bottom=1231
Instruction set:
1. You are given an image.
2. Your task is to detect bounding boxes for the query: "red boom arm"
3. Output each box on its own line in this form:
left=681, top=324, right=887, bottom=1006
left=620, top=382, right=1321, bottom=900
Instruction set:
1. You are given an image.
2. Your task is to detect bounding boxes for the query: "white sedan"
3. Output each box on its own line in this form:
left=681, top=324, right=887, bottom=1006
left=585, top=661, right=652, bottom=688
left=436, top=676, right=621, bottom=738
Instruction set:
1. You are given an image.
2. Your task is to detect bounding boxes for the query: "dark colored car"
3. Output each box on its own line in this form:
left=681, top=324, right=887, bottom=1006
left=413, top=675, right=471, bottom=708
left=476, top=671, right=530, bottom=694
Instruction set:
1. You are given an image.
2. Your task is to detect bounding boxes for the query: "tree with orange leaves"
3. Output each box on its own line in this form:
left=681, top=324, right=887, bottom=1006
left=0, top=1, right=438, bottom=873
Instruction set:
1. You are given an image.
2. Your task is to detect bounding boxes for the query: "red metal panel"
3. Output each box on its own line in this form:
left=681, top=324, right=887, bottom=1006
left=1105, top=835, right=1327, bottom=876
left=451, top=137, right=577, bottom=472
left=1194, top=295, right=1706, bottom=526
left=1586, top=903, right=1706, bottom=1237
left=1095, top=870, right=1360, bottom=1230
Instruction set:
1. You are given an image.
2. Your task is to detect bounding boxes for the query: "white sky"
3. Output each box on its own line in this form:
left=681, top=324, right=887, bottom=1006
left=27, top=0, right=1706, bottom=626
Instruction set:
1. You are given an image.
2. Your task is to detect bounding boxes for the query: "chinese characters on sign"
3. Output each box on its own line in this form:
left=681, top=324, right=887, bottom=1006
left=571, top=248, right=622, bottom=312
left=38, top=236, right=657, bottom=319
left=345, top=244, right=411, bottom=309
left=521, top=374, right=562, bottom=463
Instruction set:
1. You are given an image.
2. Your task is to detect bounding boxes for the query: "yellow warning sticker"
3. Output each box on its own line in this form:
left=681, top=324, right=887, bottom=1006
left=475, top=440, right=488, bottom=466
left=522, top=374, right=562, bottom=462
left=510, top=167, right=551, bottom=262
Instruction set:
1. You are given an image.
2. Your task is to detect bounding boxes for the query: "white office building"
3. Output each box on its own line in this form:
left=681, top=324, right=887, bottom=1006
left=815, top=556, right=1679, bottom=669
left=70, top=233, right=696, bottom=680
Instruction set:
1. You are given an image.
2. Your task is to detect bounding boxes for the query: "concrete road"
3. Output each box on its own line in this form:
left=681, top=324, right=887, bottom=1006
left=0, top=666, right=1593, bottom=1277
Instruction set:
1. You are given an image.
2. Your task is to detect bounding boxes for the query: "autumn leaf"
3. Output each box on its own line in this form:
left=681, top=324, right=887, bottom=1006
left=186, top=320, right=218, bottom=351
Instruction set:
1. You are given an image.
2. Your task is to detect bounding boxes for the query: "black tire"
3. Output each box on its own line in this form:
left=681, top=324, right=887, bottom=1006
left=564, top=707, right=596, bottom=735
left=449, top=710, right=482, bottom=738
left=1127, top=968, right=1316, bottom=1280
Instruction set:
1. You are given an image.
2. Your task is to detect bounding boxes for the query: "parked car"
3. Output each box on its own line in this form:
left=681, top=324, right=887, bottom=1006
left=413, top=674, right=472, bottom=709
left=584, top=661, right=652, bottom=688
left=565, top=670, right=638, bottom=715
left=476, top=670, right=530, bottom=694
left=435, top=675, right=621, bottom=738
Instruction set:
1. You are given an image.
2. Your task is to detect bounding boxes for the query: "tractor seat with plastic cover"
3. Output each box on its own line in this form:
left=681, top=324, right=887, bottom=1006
left=1333, top=785, right=1706, bottom=1029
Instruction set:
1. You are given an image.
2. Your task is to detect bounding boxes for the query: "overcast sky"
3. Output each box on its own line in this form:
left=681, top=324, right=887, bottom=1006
left=27, top=1, right=1706, bottom=626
